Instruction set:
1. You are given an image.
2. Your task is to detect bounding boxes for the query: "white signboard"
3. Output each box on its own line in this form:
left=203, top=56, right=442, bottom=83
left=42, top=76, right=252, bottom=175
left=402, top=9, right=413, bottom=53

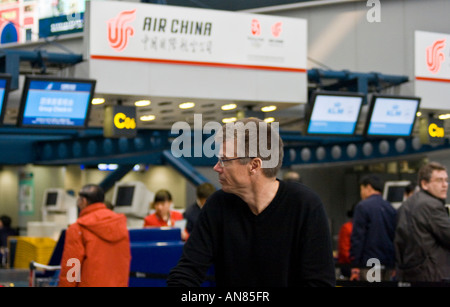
left=415, top=31, right=450, bottom=110
left=86, top=1, right=307, bottom=72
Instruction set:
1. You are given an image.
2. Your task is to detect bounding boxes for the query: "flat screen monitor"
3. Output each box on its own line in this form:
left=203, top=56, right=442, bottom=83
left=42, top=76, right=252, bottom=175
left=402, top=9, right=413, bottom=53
left=365, top=95, right=421, bottom=137
left=112, top=181, right=155, bottom=218
left=18, top=76, right=96, bottom=128
left=306, top=91, right=364, bottom=135
left=0, top=74, right=12, bottom=125
left=383, top=180, right=411, bottom=209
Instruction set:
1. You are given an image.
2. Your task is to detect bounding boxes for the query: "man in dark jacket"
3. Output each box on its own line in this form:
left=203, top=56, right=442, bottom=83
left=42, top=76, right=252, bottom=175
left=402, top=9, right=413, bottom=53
left=350, top=175, right=397, bottom=281
left=395, top=161, right=450, bottom=282
left=167, top=118, right=335, bottom=287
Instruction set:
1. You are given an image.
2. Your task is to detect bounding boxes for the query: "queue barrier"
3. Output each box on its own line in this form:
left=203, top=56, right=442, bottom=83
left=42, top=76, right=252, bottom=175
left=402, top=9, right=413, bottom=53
left=17, top=227, right=213, bottom=287
left=128, top=227, right=215, bottom=287
left=128, top=227, right=181, bottom=242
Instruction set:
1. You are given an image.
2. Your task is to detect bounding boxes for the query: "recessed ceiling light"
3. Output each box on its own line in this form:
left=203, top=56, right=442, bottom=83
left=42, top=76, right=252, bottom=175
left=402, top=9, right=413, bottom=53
left=140, top=115, right=156, bottom=121
left=264, top=117, right=275, bottom=123
left=222, top=117, right=237, bottom=123
left=438, top=113, right=450, bottom=120
left=135, top=100, right=151, bottom=107
left=92, top=98, right=105, bottom=105
left=221, top=103, right=237, bottom=111
left=261, top=105, right=277, bottom=112
left=179, top=102, right=195, bottom=109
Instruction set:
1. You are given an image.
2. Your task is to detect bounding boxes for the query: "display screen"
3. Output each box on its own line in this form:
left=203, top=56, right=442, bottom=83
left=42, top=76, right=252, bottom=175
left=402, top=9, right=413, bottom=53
left=18, top=76, right=96, bottom=128
left=115, top=186, right=135, bottom=207
left=45, top=192, right=58, bottom=206
left=365, top=95, right=421, bottom=137
left=0, top=74, right=12, bottom=125
left=386, top=186, right=406, bottom=203
left=306, top=92, right=364, bottom=135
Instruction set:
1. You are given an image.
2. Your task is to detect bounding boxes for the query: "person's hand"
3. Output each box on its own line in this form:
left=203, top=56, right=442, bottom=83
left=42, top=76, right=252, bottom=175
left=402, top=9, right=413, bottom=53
left=181, top=229, right=189, bottom=241
left=350, top=268, right=360, bottom=281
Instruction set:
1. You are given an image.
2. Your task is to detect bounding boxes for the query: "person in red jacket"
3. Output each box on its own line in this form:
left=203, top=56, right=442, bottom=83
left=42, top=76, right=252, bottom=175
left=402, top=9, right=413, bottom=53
left=337, top=205, right=355, bottom=278
left=143, top=189, right=183, bottom=228
left=58, top=184, right=131, bottom=287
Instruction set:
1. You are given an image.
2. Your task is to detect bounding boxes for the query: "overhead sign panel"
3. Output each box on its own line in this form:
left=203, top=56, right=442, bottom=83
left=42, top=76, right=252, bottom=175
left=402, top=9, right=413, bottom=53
left=415, top=31, right=450, bottom=110
left=104, top=105, right=137, bottom=138
left=306, top=91, right=364, bottom=136
left=419, top=117, right=445, bottom=145
left=364, top=95, right=421, bottom=137
left=86, top=1, right=306, bottom=72
left=17, top=76, right=95, bottom=129
left=0, top=74, right=11, bottom=125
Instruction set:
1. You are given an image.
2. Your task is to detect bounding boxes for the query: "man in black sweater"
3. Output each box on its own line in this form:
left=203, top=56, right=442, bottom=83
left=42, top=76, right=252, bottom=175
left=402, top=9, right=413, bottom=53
left=167, top=118, right=335, bottom=287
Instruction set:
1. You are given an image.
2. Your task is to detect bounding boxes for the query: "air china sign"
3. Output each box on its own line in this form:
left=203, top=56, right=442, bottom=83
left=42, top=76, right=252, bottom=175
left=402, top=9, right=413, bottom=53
left=415, top=31, right=450, bottom=81
left=87, top=1, right=307, bottom=72
left=415, top=31, right=450, bottom=110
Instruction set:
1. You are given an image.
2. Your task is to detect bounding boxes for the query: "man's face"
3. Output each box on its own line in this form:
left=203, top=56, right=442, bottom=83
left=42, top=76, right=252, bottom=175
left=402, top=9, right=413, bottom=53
left=359, top=184, right=370, bottom=200
left=422, top=170, right=449, bottom=200
left=213, top=140, right=250, bottom=193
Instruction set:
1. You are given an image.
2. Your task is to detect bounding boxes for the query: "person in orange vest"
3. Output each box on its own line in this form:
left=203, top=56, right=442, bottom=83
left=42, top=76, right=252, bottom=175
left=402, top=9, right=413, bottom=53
left=59, top=184, right=131, bottom=287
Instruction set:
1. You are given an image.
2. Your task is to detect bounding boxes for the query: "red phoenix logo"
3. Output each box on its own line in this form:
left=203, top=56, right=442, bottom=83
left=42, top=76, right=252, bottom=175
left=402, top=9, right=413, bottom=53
left=426, top=39, right=446, bottom=74
left=251, top=19, right=261, bottom=36
left=107, top=9, right=136, bottom=52
left=271, top=22, right=282, bottom=38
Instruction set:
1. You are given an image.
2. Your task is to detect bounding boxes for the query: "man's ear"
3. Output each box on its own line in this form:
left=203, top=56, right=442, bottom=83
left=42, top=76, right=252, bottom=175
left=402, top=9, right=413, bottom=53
left=420, top=179, right=428, bottom=191
left=249, top=158, right=262, bottom=174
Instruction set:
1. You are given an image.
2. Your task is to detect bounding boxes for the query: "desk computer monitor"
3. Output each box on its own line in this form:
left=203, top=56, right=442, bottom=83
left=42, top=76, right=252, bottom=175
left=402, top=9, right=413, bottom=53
left=383, top=180, right=411, bottom=209
left=43, top=188, right=76, bottom=212
left=112, top=181, right=155, bottom=218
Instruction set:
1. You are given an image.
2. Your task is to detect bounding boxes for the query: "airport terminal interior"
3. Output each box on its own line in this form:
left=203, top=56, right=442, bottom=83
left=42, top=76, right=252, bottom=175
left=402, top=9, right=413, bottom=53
left=0, top=0, right=450, bottom=287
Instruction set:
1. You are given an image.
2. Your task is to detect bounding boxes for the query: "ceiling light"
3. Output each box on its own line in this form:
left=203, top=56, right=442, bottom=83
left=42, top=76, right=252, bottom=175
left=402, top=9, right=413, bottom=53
left=221, top=103, right=237, bottom=111
left=438, top=113, right=450, bottom=120
left=92, top=98, right=105, bottom=105
left=135, top=100, right=151, bottom=107
left=264, top=117, right=275, bottom=123
left=261, top=105, right=277, bottom=112
left=98, top=164, right=118, bottom=171
left=140, top=114, right=156, bottom=121
left=222, top=117, right=237, bottom=123
left=416, top=111, right=422, bottom=117
left=179, top=102, right=195, bottom=109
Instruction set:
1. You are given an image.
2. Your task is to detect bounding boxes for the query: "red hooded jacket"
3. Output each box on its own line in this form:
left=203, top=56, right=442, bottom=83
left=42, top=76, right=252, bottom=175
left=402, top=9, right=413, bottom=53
left=58, top=203, right=131, bottom=287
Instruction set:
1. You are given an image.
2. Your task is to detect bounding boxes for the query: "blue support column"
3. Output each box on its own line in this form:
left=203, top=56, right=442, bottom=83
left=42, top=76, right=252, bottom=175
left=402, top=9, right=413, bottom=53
left=99, top=164, right=135, bottom=192
left=0, top=52, right=20, bottom=89
left=162, top=150, right=215, bottom=188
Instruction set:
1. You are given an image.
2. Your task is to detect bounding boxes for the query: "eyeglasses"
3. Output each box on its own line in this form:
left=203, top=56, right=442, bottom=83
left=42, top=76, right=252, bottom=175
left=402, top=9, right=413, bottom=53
left=430, top=178, right=449, bottom=184
left=217, top=157, right=249, bottom=167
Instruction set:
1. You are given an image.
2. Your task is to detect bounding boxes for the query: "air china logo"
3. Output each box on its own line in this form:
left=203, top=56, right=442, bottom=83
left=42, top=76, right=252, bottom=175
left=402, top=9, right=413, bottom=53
left=271, top=22, right=282, bottom=38
left=107, top=9, right=136, bottom=52
left=251, top=19, right=261, bottom=36
left=426, top=39, right=446, bottom=74
left=250, top=19, right=283, bottom=38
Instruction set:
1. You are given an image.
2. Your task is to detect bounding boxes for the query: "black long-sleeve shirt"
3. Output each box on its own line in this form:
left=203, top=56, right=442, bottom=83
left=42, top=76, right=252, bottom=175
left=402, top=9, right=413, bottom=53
left=167, top=180, right=336, bottom=287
